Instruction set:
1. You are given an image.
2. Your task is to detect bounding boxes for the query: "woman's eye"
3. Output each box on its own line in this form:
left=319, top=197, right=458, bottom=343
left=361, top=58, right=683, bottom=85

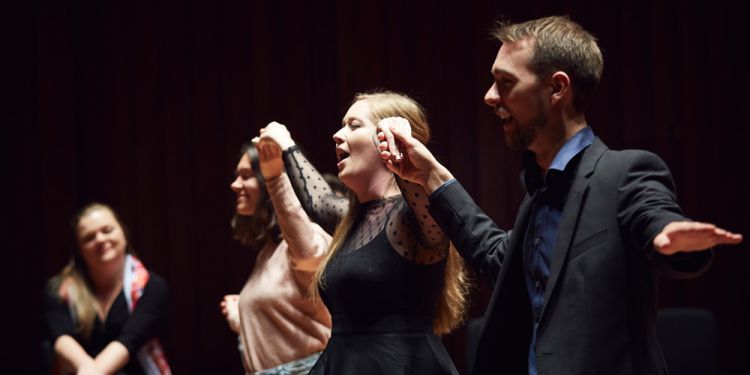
left=103, top=226, right=113, bottom=233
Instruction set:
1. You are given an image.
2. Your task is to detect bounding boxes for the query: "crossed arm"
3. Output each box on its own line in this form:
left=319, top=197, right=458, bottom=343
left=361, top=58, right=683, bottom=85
left=53, top=337, right=128, bottom=375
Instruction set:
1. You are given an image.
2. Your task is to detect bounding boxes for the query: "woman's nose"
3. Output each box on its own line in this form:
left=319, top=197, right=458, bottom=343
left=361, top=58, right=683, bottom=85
left=94, top=231, right=106, bottom=242
left=230, top=177, right=242, bottom=191
left=332, top=129, right=345, bottom=145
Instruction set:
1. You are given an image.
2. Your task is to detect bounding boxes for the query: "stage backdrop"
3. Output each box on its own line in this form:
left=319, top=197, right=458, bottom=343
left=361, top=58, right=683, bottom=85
left=6, top=0, right=748, bottom=373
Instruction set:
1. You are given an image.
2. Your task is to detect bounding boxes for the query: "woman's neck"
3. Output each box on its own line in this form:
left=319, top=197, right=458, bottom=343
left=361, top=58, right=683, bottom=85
left=89, top=261, right=125, bottom=296
left=353, top=174, right=400, bottom=203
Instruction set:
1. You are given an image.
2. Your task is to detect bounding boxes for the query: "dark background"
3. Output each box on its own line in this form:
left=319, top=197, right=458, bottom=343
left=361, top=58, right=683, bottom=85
left=5, top=0, right=748, bottom=374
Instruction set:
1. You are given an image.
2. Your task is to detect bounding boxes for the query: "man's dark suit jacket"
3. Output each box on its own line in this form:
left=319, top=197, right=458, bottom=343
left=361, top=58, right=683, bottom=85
left=429, top=138, right=712, bottom=375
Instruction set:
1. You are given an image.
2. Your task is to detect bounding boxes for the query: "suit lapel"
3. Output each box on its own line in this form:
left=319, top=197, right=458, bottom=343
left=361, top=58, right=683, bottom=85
left=538, top=138, right=607, bottom=321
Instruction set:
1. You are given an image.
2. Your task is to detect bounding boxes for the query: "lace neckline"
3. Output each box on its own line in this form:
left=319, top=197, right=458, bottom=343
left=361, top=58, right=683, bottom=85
left=360, top=195, right=400, bottom=210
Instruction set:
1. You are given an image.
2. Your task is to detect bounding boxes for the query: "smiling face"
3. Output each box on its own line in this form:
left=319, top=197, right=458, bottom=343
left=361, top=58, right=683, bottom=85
left=76, top=207, right=128, bottom=271
left=230, top=153, right=262, bottom=216
left=332, top=99, right=388, bottom=189
left=484, top=38, right=550, bottom=151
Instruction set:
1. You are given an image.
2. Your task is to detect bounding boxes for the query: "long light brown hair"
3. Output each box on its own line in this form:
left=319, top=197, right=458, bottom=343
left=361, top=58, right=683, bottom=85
left=49, top=202, right=135, bottom=340
left=312, top=90, right=469, bottom=335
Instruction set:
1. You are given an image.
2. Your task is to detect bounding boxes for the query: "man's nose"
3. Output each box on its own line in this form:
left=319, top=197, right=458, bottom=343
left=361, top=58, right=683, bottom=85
left=484, top=82, right=501, bottom=107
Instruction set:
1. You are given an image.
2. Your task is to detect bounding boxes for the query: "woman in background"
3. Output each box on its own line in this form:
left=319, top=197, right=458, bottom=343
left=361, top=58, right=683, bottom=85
left=44, top=202, right=170, bottom=375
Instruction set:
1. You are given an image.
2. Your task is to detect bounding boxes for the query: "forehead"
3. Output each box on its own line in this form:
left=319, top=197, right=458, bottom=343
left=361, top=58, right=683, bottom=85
left=343, top=99, right=372, bottom=123
left=492, top=39, right=536, bottom=78
left=78, top=209, right=118, bottom=232
left=236, top=153, right=253, bottom=171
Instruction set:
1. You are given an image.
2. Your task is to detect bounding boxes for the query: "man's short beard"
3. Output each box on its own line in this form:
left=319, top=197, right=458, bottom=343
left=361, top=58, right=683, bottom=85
left=505, top=112, right=546, bottom=151
left=505, top=124, right=536, bottom=150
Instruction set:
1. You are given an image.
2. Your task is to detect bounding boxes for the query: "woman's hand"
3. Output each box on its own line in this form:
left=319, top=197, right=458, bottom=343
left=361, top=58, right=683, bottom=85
left=220, top=294, right=241, bottom=334
left=256, top=138, right=285, bottom=180
left=259, top=121, right=296, bottom=151
left=256, top=122, right=295, bottom=180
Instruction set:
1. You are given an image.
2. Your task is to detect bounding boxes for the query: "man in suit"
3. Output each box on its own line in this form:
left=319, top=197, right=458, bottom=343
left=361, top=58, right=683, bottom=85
left=377, top=15, right=742, bottom=375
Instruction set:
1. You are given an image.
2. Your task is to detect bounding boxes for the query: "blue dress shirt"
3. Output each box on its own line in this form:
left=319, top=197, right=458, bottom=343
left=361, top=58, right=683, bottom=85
left=523, top=127, right=594, bottom=375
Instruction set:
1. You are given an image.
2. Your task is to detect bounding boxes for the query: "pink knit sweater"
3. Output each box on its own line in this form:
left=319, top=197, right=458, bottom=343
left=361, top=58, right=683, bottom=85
left=238, top=173, right=332, bottom=372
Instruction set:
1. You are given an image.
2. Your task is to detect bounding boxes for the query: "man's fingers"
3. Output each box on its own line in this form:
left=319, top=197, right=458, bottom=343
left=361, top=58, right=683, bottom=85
left=657, top=221, right=743, bottom=254
left=717, top=231, right=743, bottom=244
left=708, top=223, right=743, bottom=243
left=380, top=150, right=392, bottom=162
left=378, top=117, right=408, bottom=161
left=382, top=157, right=400, bottom=174
left=383, top=124, right=400, bottom=159
left=389, top=124, right=412, bottom=144
left=378, top=141, right=389, bottom=151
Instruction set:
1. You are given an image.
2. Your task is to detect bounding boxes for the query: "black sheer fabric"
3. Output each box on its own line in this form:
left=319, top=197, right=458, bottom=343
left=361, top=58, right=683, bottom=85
left=283, top=146, right=449, bottom=264
left=283, top=146, right=457, bottom=374
left=283, top=146, right=347, bottom=235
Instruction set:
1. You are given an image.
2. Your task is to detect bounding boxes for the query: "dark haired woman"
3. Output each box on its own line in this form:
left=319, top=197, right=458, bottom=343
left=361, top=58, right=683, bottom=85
left=220, top=142, right=332, bottom=374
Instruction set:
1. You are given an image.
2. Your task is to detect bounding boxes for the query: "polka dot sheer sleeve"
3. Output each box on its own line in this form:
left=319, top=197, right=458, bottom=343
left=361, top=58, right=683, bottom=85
left=387, top=176, right=449, bottom=264
left=282, top=145, right=348, bottom=235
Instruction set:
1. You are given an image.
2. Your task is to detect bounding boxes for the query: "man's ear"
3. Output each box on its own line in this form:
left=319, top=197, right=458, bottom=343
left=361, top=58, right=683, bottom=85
left=549, top=71, right=571, bottom=104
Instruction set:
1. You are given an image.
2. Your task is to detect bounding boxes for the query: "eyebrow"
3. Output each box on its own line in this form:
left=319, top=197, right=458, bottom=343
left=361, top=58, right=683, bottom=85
left=235, top=166, right=253, bottom=176
left=79, top=225, right=110, bottom=240
left=342, top=116, right=364, bottom=126
left=492, top=67, right=515, bottom=78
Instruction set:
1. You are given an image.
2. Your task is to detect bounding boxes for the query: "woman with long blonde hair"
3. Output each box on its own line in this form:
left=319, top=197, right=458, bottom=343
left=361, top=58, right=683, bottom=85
left=43, top=203, right=170, bottom=375
left=259, top=90, right=469, bottom=374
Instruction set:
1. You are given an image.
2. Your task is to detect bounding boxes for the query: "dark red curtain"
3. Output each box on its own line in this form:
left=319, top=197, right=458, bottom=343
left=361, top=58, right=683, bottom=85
left=7, top=0, right=748, bottom=373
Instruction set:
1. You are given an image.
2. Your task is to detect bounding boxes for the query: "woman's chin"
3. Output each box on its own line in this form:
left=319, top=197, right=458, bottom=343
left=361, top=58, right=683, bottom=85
left=236, top=206, right=254, bottom=216
left=98, top=250, right=125, bottom=265
left=337, top=171, right=353, bottom=187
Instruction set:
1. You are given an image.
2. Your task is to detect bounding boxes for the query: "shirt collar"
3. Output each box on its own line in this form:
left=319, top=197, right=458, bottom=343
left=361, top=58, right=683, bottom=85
left=548, top=126, right=594, bottom=172
left=523, top=127, right=595, bottom=194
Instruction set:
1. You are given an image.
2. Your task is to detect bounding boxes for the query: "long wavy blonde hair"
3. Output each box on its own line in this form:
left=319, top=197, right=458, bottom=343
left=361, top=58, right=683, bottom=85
left=311, top=90, right=470, bottom=335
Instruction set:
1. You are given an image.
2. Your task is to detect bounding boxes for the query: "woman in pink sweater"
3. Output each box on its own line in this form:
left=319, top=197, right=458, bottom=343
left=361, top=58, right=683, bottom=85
left=220, top=141, right=332, bottom=374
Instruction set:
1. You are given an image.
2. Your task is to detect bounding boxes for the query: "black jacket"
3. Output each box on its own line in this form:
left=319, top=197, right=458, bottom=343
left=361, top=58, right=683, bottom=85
left=429, top=138, right=712, bottom=375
